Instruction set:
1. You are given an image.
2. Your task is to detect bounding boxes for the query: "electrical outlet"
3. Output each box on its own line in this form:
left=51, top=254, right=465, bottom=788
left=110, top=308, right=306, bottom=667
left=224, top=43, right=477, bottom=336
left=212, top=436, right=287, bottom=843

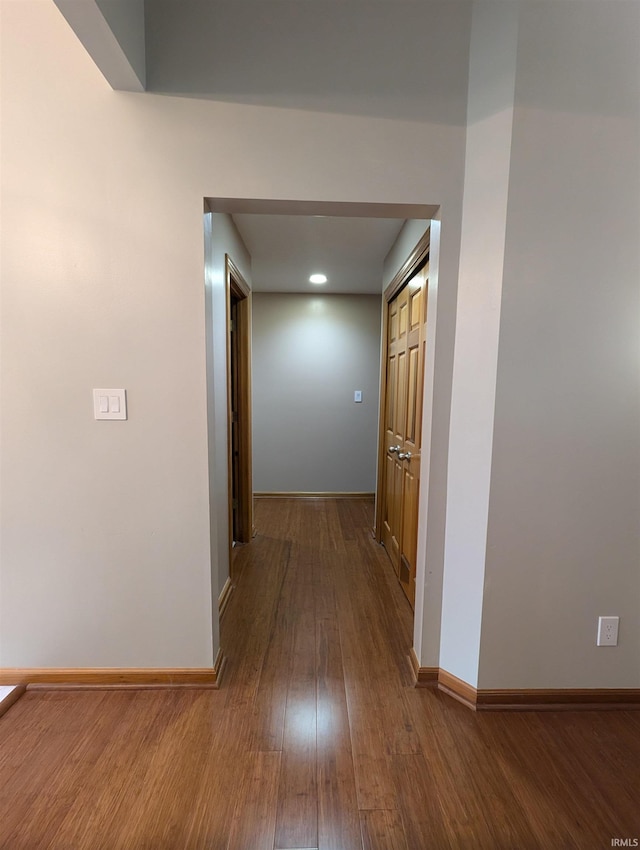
left=596, top=616, right=619, bottom=646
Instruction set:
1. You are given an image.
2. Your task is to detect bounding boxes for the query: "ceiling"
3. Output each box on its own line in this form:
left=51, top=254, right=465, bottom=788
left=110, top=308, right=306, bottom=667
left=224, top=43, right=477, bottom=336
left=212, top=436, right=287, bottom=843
left=231, top=214, right=406, bottom=295
left=53, top=0, right=471, bottom=125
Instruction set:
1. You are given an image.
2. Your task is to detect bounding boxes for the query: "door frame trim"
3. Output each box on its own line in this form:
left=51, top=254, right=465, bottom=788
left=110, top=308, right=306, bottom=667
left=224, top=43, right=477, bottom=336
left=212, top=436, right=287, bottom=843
left=375, top=228, right=431, bottom=540
left=225, top=254, right=253, bottom=573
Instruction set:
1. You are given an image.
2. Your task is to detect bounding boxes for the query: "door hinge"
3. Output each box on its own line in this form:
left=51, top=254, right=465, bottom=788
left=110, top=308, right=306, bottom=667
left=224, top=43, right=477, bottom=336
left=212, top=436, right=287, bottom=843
left=232, top=498, right=238, bottom=510
left=229, top=319, right=235, bottom=332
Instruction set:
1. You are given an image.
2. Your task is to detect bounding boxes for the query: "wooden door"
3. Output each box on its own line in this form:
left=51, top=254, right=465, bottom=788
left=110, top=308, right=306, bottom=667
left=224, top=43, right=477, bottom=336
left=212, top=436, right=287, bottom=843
left=380, top=263, right=428, bottom=607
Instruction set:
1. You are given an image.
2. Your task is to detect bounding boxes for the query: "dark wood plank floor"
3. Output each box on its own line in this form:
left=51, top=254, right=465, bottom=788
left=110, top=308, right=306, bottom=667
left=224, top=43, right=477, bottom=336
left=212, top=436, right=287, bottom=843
left=1, top=497, right=639, bottom=849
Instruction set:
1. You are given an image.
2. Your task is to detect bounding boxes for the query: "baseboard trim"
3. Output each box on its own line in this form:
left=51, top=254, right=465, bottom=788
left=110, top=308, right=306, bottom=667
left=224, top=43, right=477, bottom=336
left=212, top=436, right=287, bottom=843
left=0, top=661, right=225, bottom=690
left=476, top=688, right=640, bottom=711
left=212, top=647, right=227, bottom=687
left=409, top=648, right=438, bottom=686
left=409, top=665, right=640, bottom=711
left=218, top=577, right=235, bottom=619
left=0, top=684, right=27, bottom=718
left=437, top=669, right=478, bottom=709
left=254, top=491, right=375, bottom=501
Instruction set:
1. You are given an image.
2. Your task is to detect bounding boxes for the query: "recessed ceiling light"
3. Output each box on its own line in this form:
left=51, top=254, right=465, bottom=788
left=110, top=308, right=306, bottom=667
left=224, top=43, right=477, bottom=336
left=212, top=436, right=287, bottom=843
left=309, top=273, right=327, bottom=284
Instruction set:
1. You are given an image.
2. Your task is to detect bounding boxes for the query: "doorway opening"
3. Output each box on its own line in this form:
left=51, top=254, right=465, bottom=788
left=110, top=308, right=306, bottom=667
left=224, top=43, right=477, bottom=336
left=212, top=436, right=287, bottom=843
left=204, top=199, right=440, bottom=666
left=225, top=254, right=253, bottom=568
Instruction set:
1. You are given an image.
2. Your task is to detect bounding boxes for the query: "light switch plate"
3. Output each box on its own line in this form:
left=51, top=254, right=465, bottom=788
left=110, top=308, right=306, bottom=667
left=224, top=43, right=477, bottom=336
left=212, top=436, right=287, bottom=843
left=354, top=390, right=363, bottom=403
left=93, top=389, right=127, bottom=420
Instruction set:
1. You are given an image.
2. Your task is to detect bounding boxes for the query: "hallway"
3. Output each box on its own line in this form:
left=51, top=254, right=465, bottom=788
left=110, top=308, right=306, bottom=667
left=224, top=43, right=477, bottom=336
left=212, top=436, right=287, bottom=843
left=0, top=498, right=639, bottom=849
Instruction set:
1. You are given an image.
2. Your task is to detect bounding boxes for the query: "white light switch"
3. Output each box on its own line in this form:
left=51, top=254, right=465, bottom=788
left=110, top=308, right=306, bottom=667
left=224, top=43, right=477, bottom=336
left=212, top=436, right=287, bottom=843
left=354, top=390, right=363, bottom=403
left=93, top=389, right=127, bottom=420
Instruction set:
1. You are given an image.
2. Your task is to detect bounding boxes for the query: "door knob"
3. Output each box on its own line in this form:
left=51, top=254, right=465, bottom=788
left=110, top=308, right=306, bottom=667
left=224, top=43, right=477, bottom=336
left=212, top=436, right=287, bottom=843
left=398, top=451, right=412, bottom=461
left=388, top=445, right=401, bottom=453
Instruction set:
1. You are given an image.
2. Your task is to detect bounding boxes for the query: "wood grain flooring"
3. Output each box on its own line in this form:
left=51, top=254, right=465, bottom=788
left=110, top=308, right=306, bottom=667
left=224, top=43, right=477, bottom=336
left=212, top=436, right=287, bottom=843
left=1, top=498, right=639, bottom=849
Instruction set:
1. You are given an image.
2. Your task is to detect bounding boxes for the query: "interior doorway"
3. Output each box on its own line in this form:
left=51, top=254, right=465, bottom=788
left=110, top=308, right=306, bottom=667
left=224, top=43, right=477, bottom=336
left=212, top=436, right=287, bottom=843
left=375, top=229, right=430, bottom=609
left=205, top=199, right=440, bottom=666
left=225, top=254, right=253, bottom=578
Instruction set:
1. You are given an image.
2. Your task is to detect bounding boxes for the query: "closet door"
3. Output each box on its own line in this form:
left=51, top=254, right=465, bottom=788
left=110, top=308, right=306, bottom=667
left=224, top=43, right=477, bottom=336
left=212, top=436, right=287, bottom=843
left=381, top=264, right=428, bottom=607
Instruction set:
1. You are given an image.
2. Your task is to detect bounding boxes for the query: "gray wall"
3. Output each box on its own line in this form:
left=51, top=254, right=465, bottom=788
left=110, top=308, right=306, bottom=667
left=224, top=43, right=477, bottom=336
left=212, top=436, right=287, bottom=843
left=252, top=294, right=382, bottom=493
left=204, top=213, right=252, bottom=609
left=144, top=0, right=472, bottom=125
left=95, top=0, right=146, bottom=85
left=479, top=0, right=640, bottom=689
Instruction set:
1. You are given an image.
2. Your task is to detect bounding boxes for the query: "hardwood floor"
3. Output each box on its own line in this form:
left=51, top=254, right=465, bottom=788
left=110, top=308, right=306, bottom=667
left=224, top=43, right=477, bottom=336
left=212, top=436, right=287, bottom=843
left=1, top=497, right=639, bottom=849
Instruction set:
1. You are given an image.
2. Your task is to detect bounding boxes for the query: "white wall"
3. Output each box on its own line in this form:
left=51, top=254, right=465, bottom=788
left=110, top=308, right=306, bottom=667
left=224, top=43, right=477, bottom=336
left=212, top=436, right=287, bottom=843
left=1, top=3, right=214, bottom=667
left=0, top=0, right=468, bottom=668
left=479, top=0, right=640, bottom=689
left=8, top=1, right=636, bottom=690
left=252, top=294, right=381, bottom=493
left=440, top=0, right=519, bottom=686
left=204, top=213, right=252, bottom=609
left=382, top=220, right=431, bottom=291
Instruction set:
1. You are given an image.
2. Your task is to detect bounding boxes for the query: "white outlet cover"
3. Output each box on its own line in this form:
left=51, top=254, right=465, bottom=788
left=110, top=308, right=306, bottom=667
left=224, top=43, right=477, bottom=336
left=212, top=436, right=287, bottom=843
left=93, top=389, right=127, bottom=420
left=596, top=616, right=619, bottom=646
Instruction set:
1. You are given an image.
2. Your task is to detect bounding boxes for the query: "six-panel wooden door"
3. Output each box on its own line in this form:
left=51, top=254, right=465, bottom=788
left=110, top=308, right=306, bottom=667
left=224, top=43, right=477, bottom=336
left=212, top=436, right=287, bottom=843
left=381, top=263, right=428, bottom=607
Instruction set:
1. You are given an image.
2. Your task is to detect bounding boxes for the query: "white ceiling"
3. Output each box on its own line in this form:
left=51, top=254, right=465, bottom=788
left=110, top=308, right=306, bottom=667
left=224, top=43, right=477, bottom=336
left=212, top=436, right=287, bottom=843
left=231, top=214, right=406, bottom=294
